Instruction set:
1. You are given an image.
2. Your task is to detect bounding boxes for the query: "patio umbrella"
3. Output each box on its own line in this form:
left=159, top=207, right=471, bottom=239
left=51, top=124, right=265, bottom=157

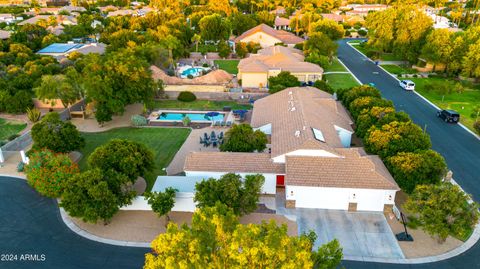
left=205, top=111, right=220, bottom=117
left=233, top=110, right=248, bottom=120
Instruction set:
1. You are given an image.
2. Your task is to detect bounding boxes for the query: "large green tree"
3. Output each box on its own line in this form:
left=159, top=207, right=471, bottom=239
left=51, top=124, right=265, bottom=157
left=60, top=168, right=136, bottom=224
left=144, top=204, right=343, bottom=269
left=311, top=19, right=344, bottom=40
left=355, top=106, right=410, bottom=138
left=34, top=74, right=80, bottom=108
left=386, top=150, right=447, bottom=194
left=198, top=13, right=230, bottom=41
left=348, top=96, right=393, bottom=120
left=421, top=29, right=453, bottom=72
left=25, top=149, right=80, bottom=198
left=220, top=123, right=268, bottom=152
left=267, top=71, right=301, bottom=94
left=304, top=32, right=338, bottom=60
left=364, top=121, right=431, bottom=158
left=194, top=173, right=265, bottom=216
left=87, top=139, right=154, bottom=182
left=31, top=112, right=85, bottom=153
left=404, top=183, right=479, bottom=242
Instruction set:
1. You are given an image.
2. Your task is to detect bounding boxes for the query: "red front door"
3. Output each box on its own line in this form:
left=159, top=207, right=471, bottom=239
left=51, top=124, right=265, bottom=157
left=276, top=175, right=285, bottom=187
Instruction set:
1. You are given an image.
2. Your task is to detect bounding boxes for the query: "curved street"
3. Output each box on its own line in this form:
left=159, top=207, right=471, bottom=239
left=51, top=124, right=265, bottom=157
left=0, top=41, right=479, bottom=269
left=0, top=176, right=148, bottom=269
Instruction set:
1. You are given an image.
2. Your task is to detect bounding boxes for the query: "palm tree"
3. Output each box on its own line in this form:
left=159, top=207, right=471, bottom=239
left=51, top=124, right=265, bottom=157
left=162, top=35, right=180, bottom=69
left=191, top=34, right=201, bottom=52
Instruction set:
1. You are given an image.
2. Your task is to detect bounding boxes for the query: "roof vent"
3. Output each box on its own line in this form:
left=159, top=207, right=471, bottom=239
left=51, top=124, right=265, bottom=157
left=295, top=130, right=300, bottom=137
left=291, top=106, right=296, bottom=112
left=288, top=91, right=292, bottom=95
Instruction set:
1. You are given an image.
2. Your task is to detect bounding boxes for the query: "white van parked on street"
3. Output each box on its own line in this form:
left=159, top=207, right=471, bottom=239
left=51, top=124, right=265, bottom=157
left=399, top=80, right=415, bottom=91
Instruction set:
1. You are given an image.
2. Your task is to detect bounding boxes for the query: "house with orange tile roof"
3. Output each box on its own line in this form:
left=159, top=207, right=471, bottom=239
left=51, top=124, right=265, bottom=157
left=181, top=87, right=399, bottom=212
left=234, top=24, right=304, bottom=48
left=237, top=46, right=323, bottom=88
left=274, top=17, right=291, bottom=30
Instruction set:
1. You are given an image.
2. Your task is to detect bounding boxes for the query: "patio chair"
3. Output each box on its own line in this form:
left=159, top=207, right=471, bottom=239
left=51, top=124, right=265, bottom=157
left=210, top=131, right=216, bottom=140
left=200, top=137, right=205, bottom=144
left=214, top=121, right=221, bottom=126
left=220, top=121, right=226, bottom=127
left=218, top=132, right=224, bottom=139
left=204, top=133, right=209, bottom=140
left=212, top=140, right=217, bottom=147
left=226, top=121, right=232, bottom=127
left=204, top=140, right=210, bottom=147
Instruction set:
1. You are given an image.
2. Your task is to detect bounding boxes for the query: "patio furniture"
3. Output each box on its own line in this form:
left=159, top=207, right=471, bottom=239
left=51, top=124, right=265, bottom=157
left=204, top=140, right=211, bottom=147
left=226, top=121, right=232, bottom=127
left=220, top=121, right=226, bottom=127
left=210, top=131, right=216, bottom=140
left=200, top=137, right=205, bottom=144
left=212, top=140, right=217, bottom=147
left=213, top=121, right=220, bottom=126
left=218, top=132, right=224, bottom=139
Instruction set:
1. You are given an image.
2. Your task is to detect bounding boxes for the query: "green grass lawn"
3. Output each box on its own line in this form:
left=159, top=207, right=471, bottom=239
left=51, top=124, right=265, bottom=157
left=154, top=100, right=251, bottom=111
left=381, top=64, right=418, bottom=75
left=79, top=127, right=191, bottom=191
left=410, top=77, right=480, bottom=132
left=323, top=57, right=347, bottom=72
left=324, top=73, right=360, bottom=90
left=349, top=42, right=404, bottom=62
left=0, top=118, right=26, bottom=141
left=214, top=60, right=239, bottom=74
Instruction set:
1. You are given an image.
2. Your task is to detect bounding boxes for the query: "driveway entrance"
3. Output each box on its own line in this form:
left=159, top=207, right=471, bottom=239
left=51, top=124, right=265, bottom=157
left=296, top=208, right=404, bottom=259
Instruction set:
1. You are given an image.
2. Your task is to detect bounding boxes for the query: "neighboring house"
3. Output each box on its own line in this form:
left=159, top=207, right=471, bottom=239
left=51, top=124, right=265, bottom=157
left=344, top=4, right=388, bottom=17
left=321, top=13, right=344, bottom=23
left=18, top=15, right=77, bottom=26
left=60, top=6, right=87, bottom=13
left=106, top=7, right=152, bottom=17
left=99, top=5, right=118, bottom=13
left=0, top=13, right=22, bottom=24
left=47, top=25, right=64, bottom=36
left=269, top=6, right=286, bottom=16
left=151, top=176, right=206, bottom=212
left=0, top=29, right=11, bottom=40
left=180, top=87, right=399, bottom=212
left=37, top=42, right=106, bottom=59
left=274, top=17, right=291, bottom=30
left=237, top=46, right=323, bottom=88
left=234, top=24, right=304, bottom=48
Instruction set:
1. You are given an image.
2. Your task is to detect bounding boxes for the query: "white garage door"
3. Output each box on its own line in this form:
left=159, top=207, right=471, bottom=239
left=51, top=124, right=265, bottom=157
left=295, top=187, right=349, bottom=210
left=356, top=190, right=385, bottom=212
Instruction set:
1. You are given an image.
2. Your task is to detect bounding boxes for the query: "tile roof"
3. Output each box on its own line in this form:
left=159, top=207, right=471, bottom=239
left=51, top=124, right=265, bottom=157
left=321, top=13, right=344, bottom=22
left=251, top=87, right=353, bottom=157
left=238, top=46, right=322, bottom=73
left=285, top=148, right=399, bottom=190
left=274, top=17, right=291, bottom=26
left=234, top=24, right=303, bottom=45
left=184, top=152, right=285, bottom=174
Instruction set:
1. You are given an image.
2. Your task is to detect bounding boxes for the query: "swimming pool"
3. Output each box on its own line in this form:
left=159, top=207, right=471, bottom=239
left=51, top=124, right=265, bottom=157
left=157, top=112, right=224, bottom=122
left=181, top=68, right=204, bottom=77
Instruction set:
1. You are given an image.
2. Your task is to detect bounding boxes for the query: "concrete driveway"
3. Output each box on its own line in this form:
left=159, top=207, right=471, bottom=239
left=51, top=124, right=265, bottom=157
left=296, top=208, right=404, bottom=259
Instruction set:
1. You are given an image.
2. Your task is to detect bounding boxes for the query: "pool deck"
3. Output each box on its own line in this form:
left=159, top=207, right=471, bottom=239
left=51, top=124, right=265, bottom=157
left=148, top=110, right=232, bottom=125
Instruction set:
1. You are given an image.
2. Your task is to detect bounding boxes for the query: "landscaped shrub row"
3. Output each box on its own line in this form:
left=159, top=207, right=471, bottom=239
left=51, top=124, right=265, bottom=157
left=336, top=85, right=446, bottom=194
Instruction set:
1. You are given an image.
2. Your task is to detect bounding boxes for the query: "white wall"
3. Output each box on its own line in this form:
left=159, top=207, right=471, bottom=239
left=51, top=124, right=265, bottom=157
left=272, top=149, right=340, bottom=163
left=239, top=32, right=282, bottom=48
left=254, top=123, right=272, bottom=135
left=334, top=125, right=353, bottom=148
left=185, top=171, right=277, bottom=194
left=285, top=186, right=396, bottom=212
left=120, top=194, right=197, bottom=212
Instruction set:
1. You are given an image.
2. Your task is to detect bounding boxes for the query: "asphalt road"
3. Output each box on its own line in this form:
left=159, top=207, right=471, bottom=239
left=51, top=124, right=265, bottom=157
left=0, top=176, right=149, bottom=269
left=338, top=39, right=480, bottom=269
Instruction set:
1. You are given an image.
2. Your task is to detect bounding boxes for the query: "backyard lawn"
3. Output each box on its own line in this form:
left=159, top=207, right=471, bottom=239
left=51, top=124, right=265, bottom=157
left=410, top=77, right=480, bottom=132
left=79, top=127, right=191, bottom=191
left=324, top=73, right=360, bottom=90
left=323, top=57, right=347, bottom=72
left=154, top=100, right=251, bottom=111
left=214, top=60, right=239, bottom=74
left=0, top=118, right=26, bottom=142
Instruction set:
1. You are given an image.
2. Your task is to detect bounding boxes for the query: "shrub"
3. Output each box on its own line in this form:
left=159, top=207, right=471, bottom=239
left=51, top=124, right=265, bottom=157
left=365, top=50, right=377, bottom=59
left=7, top=133, right=19, bottom=141
left=474, top=121, right=480, bottom=134
left=357, top=29, right=367, bottom=36
left=313, top=80, right=334, bottom=94
left=182, top=116, right=191, bottom=126
left=268, top=71, right=300, bottom=94
left=305, top=53, right=329, bottom=68
left=25, top=149, right=80, bottom=198
left=294, top=42, right=304, bottom=50
left=220, top=124, right=267, bottom=152
left=342, top=85, right=381, bottom=107
left=345, top=30, right=351, bottom=37
left=235, top=42, right=248, bottom=58
left=17, top=161, right=25, bottom=172
left=177, top=91, right=197, bottom=102
left=386, top=150, right=447, bottom=194
left=26, top=107, right=41, bottom=123
left=348, top=96, right=393, bottom=120
left=131, top=115, right=147, bottom=127
left=167, top=69, right=175, bottom=76
left=355, top=106, right=410, bottom=138
left=202, top=63, right=209, bottom=68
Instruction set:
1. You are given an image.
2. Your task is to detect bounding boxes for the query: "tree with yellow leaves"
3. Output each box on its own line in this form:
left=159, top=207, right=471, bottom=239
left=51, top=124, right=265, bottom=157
left=144, top=204, right=343, bottom=269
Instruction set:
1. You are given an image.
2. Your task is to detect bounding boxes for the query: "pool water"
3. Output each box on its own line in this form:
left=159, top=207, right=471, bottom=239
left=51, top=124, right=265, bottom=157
left=158, top=112, right=224, bottom=122
left=181, top=68, right=204, bottom=77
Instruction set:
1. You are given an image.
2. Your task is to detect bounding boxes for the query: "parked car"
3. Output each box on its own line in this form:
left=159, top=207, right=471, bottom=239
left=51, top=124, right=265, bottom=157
left=399, top=80, right=415, bottom=91
left=437, top=109, right=460, bottom=123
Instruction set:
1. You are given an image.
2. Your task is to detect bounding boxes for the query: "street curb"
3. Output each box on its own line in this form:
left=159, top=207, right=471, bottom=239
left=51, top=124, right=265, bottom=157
left=336, top=57, right=363, bottom=85
left=0, top=174, right=26, bottom=179
left=346, top=42, right=480, bottom=141
left=58, top=205, right=150, bottom=248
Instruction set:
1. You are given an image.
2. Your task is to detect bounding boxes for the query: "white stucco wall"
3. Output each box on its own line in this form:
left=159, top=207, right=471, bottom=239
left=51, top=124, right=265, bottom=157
left=272, top=149, right=340, bottom=163
left=184, top=171, right=277, bottom=194
left=334, top=125, right=353, bottom=148
left=285, top=186, right=396, bottom=212
left=120, top=194, right=197, bottom=212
